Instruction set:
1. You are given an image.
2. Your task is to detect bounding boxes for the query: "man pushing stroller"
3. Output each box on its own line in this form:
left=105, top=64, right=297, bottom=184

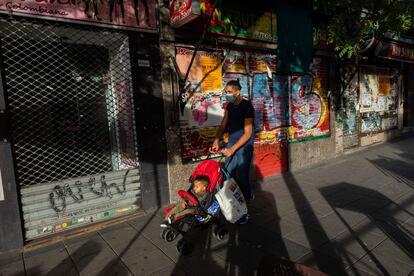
left=210, top=80, right=255, bottom=224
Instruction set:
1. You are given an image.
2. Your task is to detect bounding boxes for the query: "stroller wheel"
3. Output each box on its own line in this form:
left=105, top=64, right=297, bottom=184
left=160, top=228, right=168, bottom=240
left=214, top=226, right=228, bottom=241
left=161, top=228, right=178, bottom=242
left=165, top=229, right=178, bottom=242
left=176, top=239, right=193, bottom=255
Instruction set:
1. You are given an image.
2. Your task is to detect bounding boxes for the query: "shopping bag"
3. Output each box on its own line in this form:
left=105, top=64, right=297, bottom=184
left=215, top=177, right=248, bottom=223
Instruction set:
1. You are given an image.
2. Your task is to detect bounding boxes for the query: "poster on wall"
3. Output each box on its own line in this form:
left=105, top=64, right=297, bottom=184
left=0, top=0, right=157, bottom=30
left=222, top=51, right=250, bottom=98
left=180, top=126, right=218, bottom=161
left=378, top=76, right=391, bottom=96
left=360, top=74, right=378, bottom=111
left=176, top=47, right=224, bottom=128
left=176, top=47, right=225, bottom=162
left=289, top=60, right=330, bottom=143
left=359, top=71, right=398, bottom=135
left=361, top=112, right=382, bottom=133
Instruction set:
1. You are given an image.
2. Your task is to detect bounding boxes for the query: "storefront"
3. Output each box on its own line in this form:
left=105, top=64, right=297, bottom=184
left=338, top=39, right=406, bottom=151
left=0, top=0, right=168, bottom=250
left=162, top=0, right=332, bottom=200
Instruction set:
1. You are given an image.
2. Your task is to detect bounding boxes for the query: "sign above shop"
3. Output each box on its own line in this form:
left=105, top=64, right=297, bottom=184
left=201, top=0, right=277, bottom=42
left=376, top=41, right=414, bottom=63
left=169, top=0, right=277, bottom=42
left=0, top=0, right=157, bottom=31
left=170, top=0, right=200, bottom=27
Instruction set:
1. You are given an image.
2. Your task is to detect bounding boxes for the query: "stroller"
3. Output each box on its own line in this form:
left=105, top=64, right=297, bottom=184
left=160, top=159, right=228, bottom=255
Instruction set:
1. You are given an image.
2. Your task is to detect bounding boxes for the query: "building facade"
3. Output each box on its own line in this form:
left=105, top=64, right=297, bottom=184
left=0, top=0, right=169, bottom=251
left=160, top=0, right=336, bottom=202
left=160, top=0, right=414, bottom=204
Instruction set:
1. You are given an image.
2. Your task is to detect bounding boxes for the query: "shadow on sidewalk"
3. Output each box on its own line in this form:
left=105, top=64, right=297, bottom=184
left=17, top=240, right=102, bottom=276
left=369, top=155, right=414, bottom=188
left=320, top=182, right=414, bottom=275
left=167, top=172, right=289, bottom=275
left=281, top=172, right=348, bottom=275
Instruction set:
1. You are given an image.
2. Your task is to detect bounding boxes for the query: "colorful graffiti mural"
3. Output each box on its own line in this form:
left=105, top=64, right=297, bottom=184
left=289, top=64, right=330, bottom=143
left=176, top=47, right=330, bottom=176
left=249, top=53, right=288, bottom=177
left=176, top=48, right=288, bottom=175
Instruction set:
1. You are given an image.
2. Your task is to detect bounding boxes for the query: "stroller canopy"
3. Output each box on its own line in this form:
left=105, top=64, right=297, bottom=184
left=189, top=160, right=223, bottom=193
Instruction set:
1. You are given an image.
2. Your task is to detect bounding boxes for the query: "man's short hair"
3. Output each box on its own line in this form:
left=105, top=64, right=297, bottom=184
left=226, top=80, right=241, bottom=91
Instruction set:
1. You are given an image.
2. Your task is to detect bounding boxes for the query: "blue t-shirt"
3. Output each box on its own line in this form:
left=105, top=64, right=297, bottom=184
left=226, top=99, right=254, bottom=146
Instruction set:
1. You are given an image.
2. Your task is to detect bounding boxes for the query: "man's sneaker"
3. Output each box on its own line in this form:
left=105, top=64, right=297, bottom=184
left=237, top=214, right=249, bottom=225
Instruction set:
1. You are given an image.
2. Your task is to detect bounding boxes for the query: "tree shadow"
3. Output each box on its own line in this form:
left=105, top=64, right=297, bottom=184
left=281, top=172, right=348, bottom=275
left=319, top=182, right=414, bottom=275
left=395, top=152, right=414, bottom=161
left=368, top=155, right=414, bottom=188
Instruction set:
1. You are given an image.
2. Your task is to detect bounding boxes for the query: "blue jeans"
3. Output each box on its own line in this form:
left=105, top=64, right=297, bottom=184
left=225, top=144, right=253, bottom=200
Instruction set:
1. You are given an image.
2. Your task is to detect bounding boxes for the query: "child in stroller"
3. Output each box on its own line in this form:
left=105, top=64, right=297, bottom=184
left=160, top=160, right=228, bottom=255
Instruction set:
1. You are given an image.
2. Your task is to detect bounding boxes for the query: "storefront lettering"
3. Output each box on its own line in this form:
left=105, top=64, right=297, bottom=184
left=5, top=2, right=69, bottom=15
left=49, top=170, right=129, bottom=213
left=17, top=0, right=81, bottom=5
left=390, top=43, right=414, bottom=60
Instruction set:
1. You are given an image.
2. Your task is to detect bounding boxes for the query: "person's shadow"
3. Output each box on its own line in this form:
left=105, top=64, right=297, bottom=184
left=220, top=175, right=291, bottom=276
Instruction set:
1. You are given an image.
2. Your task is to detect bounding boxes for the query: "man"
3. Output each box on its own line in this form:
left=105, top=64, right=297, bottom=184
left=211, top=80, right=255, bottom=208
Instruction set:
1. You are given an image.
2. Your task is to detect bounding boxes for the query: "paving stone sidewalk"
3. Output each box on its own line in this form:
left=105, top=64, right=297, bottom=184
left=1, top=134, right=414, bottom=276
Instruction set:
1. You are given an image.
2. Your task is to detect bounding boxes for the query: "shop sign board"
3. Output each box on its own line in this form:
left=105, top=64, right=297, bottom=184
left=169, top=0, right=200, bottom=27
left=200, top=0, right=277, bottom=42
left=0, top=0, right=157, bottom=31
left=375, top=40, right=414, bottom=63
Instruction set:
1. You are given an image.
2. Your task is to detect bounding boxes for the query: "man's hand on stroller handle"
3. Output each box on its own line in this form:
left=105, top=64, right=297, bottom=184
left=210, top=138, right=235, bottom=157
left=220, top=147, right=234, bottom=157
left=209, top=138, right=220, bottom=153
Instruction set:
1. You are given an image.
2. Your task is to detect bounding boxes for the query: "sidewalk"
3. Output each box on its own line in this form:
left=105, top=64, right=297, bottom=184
left=1, top=134, right=414, bottom=276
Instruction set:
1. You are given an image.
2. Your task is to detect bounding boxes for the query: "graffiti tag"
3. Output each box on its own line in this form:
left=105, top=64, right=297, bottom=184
left=49, top=170, right=129, bottom=213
